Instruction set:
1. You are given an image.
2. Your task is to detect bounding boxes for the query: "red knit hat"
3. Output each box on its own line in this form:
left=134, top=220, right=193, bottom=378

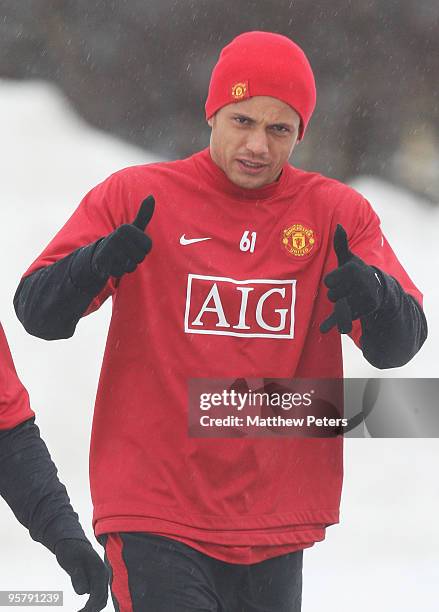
left=205, top=31, right=316, bottom=140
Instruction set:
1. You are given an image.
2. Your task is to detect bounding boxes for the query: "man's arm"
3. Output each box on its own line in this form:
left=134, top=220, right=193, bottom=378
left=14, top=197, right=154, bottom=341
left=321, top=224, right=427, bottom=369
left=359, top=271, right=427, bottom=369
left=0, top=417, right=88, bottom=550
left=14, top=244, right=107, bottom=341
left=0, top=418, right=108, bottom=612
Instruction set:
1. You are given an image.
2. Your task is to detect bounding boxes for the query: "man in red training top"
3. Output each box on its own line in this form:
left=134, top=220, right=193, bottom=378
left=14, top=32, right=427, bottom=611
left=0, top=322, right=108, bottom=612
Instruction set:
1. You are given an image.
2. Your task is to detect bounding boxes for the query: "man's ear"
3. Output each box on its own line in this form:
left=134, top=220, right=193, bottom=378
left=207, top=116, right=214, bottom=128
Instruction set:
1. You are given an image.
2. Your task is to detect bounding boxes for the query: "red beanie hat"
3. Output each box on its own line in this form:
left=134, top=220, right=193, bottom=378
left=205, top=31, right=316, bottom=140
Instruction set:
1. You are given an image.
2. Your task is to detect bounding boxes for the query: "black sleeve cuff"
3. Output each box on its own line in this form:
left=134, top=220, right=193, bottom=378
left=360, top=269, right=428, bottom=369
left=68, top=239, right=108, bottom=291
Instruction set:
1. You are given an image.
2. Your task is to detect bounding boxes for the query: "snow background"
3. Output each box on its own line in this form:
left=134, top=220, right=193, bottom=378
left=0, top=80, right=438, bottom=611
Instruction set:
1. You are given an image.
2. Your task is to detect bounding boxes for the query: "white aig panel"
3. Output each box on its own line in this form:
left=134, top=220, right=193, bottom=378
left=184, top=274, right=296, bottom=338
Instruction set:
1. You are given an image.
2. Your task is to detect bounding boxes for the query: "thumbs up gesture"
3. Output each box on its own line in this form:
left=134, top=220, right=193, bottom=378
left=320, top=224, right=384, bottom=334
left=92, top=196, right=155, bottom=279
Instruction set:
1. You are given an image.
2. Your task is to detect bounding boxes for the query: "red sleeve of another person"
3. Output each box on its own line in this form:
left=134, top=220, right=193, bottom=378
left=0, top=323, right=34, bottom=430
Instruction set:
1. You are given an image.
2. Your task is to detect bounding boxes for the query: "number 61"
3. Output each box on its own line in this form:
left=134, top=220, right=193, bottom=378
left=240, top=231, right=257, bottom=253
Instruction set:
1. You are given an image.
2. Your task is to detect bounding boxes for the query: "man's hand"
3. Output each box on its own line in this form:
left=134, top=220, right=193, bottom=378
left=55, top=539, right=109, bottom=612
left=92, top=195, right=155, bottom=279
left=320, top=224, right=384, bottom=334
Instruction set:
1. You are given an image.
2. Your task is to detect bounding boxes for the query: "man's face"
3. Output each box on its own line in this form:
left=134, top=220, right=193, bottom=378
left=208, top=96, right=301, bottom=190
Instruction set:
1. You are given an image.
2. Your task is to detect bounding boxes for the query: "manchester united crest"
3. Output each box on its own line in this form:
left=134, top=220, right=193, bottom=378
left=231, top=82, right=248, bottom=100
left=282, top=224, right=316, bottom=257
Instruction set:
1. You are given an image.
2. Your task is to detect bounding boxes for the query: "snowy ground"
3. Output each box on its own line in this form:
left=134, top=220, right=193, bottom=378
left=0, top=80, right=438, bottom=611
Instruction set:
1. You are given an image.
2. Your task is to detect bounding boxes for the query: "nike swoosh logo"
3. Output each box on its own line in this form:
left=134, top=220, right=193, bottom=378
left=180, top=235, right=212, bottom=246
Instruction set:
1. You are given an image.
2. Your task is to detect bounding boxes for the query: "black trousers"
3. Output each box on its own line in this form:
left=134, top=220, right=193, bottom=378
left=100, top=532, right=303, bottom=612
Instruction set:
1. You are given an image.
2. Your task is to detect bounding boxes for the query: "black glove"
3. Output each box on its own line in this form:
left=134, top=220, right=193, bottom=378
left=92, top=195, right=155, bottom=279
left=320, top=224, right=384, bottom=334
left=55, top=539, right=109, bottom=612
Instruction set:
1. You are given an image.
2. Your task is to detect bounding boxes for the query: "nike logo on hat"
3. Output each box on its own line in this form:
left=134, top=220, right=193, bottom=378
left=180, top=235, right=212, bottom=245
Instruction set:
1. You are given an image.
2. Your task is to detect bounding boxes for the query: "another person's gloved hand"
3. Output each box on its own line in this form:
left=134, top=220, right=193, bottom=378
left=55, top=539, right=109, bottom=612
left=320, top=224, right=384, bottom=334
left=92, top=195, right=155, bottom=279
